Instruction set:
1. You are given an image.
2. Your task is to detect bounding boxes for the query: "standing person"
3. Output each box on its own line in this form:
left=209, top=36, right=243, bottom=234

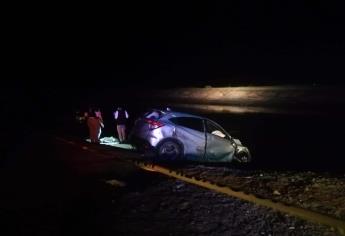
left=114, top=107, right=129, bottom=143
left=87, top=108, right=104, bottom=143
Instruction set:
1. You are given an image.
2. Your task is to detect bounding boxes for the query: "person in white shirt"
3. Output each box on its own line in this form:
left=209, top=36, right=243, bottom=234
left=114, top=107, right=129, bottom=143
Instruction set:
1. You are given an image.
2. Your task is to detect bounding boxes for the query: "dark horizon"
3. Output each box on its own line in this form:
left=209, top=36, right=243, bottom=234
left=3, top=2, right=345, bottom=115
left=76, top=2, right=344, bottom=88
left=3, top=2, right=343, bottom=90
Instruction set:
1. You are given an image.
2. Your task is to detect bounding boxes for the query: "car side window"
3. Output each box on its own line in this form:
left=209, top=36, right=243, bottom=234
left=169, top=117, right=204, bottom=133
left=206, top=120, right=228, bottom=139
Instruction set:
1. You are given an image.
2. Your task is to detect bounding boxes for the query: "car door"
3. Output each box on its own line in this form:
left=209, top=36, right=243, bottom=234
left=205, top=120, right=235, bottom=162
left=169, top=117, right=206, bottom=160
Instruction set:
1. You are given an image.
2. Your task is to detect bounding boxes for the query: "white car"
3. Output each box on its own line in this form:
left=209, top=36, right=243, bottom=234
left=129, top=109, right=251, bottom=163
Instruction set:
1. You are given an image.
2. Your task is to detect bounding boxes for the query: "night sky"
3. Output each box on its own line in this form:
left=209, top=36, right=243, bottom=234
left=3, top=2, right=345, bottom=118
left=78, top=2, right=344, bottom=88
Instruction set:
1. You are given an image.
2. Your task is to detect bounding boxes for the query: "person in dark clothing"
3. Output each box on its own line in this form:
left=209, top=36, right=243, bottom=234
left=114, top=107, right=129, bottom=143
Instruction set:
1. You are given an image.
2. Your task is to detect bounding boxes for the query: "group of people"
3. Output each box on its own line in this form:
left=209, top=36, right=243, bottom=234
left=85, top=107, right=129, bottom=144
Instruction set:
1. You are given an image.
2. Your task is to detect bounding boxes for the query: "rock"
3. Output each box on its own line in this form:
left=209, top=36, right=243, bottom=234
left=273, top=190, right=281, bottom=195
left=175, top=181, right=185, bottom=189
left=179, top=202, right=190, bottom=210
left=105, top=179, right=126, bottom=187
left=196, top=222, right=218, bottom=233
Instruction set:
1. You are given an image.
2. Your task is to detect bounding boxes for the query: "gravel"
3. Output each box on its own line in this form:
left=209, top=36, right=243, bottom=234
left=161, top=164, right=345, bottom=222
left=101, top=176, right=341, bottom=235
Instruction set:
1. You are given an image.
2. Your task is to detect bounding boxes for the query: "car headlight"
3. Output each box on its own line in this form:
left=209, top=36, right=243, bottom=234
left=231, top=140, right=238, bottom=150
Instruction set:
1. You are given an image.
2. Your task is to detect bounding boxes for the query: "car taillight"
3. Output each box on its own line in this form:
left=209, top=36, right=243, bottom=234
left=144, top=118, right=164, bottom=129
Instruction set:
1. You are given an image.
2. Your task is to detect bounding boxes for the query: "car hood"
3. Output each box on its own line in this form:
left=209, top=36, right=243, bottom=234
left=233, top=138, right=242, bottom=146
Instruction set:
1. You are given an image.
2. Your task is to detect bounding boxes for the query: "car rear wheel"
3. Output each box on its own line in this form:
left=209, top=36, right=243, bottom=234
left=157, top=140, right=183, bottom=161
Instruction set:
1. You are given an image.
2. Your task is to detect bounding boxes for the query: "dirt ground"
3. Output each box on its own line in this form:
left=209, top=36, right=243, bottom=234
left=0, top=134, right=342, bottom=235
left=163, top=165, right=345, bottom=221
left=105, top=176, right=340, bottom=236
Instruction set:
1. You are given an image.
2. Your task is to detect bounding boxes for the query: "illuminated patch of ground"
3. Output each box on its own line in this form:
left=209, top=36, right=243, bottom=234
left=95, top=136, right=136, bottom=150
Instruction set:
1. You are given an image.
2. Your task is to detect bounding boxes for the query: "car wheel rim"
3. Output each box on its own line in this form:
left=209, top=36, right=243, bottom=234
left=159, top=142, right=180, bottom=160
left=236, top=152, right=250, bottom=163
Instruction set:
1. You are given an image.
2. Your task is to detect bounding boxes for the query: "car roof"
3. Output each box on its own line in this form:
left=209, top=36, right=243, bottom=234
left=149, top=109, right=232, bottom=137
left=145, top=109, right=209, bottom=120
left=162, top=111, right=204, bottom=120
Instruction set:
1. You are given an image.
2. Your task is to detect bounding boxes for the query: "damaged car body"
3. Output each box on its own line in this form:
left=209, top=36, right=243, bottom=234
left=129, top=109, right=251, bottom=164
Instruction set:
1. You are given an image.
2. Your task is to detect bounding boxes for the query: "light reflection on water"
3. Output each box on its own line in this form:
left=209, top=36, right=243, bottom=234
left=167, top=103, right=323, bottom=116
left=172, top=104, right=281, bottom=114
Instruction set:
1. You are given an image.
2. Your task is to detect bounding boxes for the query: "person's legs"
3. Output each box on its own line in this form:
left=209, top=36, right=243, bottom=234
left=118, top=125, right=126, bottom=142
left=95, top=127, right=101, bottom=143
left=120, top=126, right=126, bottom=142
left=90, top=128, right=97, bottom=143
left=122, top=125, right=126, bottom=141
left=120, top=125, right=125, bottom=142
left=88, top=127, right=93, bottom=142
left=98, top=128, right=102, bottom=139
left=117, top=125, right=122, bottom=142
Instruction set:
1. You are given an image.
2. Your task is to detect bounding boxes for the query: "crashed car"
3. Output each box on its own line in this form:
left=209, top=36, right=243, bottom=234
left=129, top=109, right=251, bottom=163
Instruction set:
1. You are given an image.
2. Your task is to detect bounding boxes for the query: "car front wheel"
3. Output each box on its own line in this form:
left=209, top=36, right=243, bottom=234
left=235, top=151, right=251, bottom=163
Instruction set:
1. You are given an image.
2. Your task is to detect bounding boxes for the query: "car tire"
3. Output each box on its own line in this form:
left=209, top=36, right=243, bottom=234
left=235, top=151, right=251, bottom=163
left=157, top=139, right=183, bottom=161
